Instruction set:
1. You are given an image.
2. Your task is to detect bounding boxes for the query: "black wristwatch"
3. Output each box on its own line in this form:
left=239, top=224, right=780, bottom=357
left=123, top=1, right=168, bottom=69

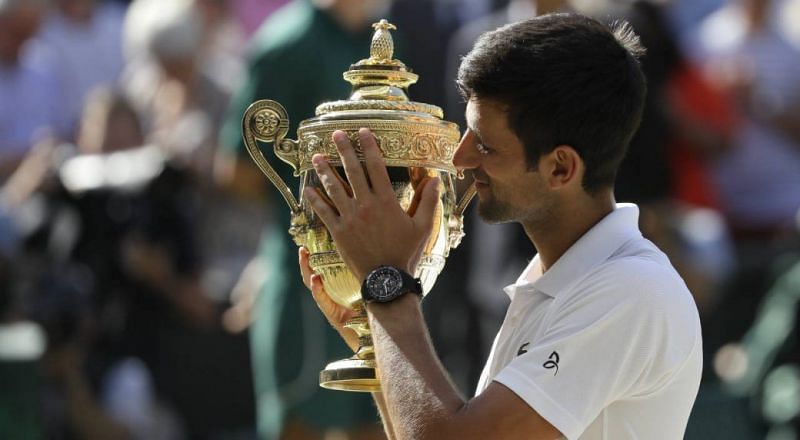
left=361, top=266, right=423, bottom=304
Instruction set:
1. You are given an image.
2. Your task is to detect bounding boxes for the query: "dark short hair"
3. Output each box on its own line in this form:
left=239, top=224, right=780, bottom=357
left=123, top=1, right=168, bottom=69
left=457, top=13, right=647, bottom=193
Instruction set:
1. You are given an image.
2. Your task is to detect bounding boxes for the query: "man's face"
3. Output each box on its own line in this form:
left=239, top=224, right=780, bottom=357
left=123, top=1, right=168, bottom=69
left=453, top=98, right=555, bottom=225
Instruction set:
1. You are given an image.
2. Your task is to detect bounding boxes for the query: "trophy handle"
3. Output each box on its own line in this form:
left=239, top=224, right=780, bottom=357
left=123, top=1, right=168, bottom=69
left=446, top=182, right=476, bottom=250
left=242, top=99, right=301, bottom=213
left=454, top=182, right=476, bottom=217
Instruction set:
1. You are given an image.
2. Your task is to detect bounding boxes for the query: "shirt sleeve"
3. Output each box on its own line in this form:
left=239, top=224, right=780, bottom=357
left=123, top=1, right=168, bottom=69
left=492, top=259, right=699, bottom=439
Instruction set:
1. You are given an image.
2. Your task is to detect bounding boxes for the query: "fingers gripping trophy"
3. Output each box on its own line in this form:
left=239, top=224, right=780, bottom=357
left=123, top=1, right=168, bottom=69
left=242, top=19, right=475, bottom=392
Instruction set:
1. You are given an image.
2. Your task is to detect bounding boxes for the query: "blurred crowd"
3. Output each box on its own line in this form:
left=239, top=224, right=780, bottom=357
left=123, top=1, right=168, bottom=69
left=0, top=0, right=798, bottom=439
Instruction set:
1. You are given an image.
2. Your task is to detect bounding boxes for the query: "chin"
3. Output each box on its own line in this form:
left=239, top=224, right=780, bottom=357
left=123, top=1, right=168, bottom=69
left=476, top=200, right=515, bottom=224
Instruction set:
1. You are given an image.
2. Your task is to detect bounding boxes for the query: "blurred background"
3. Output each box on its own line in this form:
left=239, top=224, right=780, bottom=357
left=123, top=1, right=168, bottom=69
left=0, top=0, right=798, bottom=439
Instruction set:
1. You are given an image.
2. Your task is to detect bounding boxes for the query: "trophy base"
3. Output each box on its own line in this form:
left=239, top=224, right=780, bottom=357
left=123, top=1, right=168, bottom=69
left=319, top=357, right=380, bottom=392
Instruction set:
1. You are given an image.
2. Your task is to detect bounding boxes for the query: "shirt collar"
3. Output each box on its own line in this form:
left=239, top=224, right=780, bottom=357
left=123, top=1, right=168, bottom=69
left=504, top=203, right=642, bottom=299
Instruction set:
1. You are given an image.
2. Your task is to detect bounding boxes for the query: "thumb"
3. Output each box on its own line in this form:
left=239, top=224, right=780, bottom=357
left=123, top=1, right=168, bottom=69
left=412, top=176, right=440, bottom=231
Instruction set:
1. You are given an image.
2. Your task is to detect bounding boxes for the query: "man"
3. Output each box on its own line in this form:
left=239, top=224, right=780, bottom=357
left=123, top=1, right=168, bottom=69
left=300, top=13, right=702, bottom=439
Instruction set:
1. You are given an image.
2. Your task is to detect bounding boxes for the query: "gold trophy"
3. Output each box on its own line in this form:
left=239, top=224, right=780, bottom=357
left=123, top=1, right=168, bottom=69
left=242, top=19, right=475, bottom=392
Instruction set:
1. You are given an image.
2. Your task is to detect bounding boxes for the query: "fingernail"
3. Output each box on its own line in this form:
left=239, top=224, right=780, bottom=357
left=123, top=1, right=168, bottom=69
left=358, top=128, right=376, bottom=143
left=333, top=131, right=348, bottom=142
left=312, top=154, right=324, bottom=166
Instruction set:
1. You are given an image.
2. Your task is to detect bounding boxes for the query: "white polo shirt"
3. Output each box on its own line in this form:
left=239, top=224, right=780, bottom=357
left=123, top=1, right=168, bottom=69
left=475, top=204, right=702, bottom=439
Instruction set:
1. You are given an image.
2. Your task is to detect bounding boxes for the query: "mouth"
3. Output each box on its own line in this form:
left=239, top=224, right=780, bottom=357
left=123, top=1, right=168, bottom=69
left=472, top=173, right=489, bottom=188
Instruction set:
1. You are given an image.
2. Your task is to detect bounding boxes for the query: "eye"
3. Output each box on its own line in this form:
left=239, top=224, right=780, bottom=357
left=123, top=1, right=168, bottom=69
left=475, top=143, right=491, bottom=155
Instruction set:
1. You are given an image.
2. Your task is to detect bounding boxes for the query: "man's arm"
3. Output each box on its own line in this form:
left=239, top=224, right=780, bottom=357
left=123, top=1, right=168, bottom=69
left=367, top=294, right=561, bottom=440
left=303, top=250, right=559, bottom=440
left=303, top=128, right=562, bottom=439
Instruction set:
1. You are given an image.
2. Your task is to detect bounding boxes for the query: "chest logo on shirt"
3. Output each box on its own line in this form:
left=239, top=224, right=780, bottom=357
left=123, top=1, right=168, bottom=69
left=543, top=351, right=560, bottom=376
left=517, top=342, right=530, bottom=356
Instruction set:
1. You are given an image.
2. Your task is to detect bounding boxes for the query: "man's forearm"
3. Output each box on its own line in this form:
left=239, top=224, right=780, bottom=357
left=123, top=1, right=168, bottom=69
left=367, top=294, right=466, bottom=440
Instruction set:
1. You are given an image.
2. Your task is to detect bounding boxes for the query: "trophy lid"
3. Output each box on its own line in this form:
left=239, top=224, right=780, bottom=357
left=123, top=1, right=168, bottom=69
left=315, top=19, right=443, bottom=119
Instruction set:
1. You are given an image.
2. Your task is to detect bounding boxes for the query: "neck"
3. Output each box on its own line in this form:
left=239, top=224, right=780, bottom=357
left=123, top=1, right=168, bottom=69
left=522, top=189, right=615, bottom=272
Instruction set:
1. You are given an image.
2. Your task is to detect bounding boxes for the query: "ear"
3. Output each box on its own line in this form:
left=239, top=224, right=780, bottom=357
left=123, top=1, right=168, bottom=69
left=541, top=145, right=582, bottom=190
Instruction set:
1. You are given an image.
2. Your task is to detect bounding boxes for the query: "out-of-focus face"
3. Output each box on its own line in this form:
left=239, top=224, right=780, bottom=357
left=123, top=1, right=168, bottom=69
left=101, top=107, right=143, bottom=153
left=742, top=0, right=771, bottom=23
left=56, top=0, right=96, bottom=22
left=78, top=97, right=143, bottom=154
left=0, top=4, right=45, bottom=65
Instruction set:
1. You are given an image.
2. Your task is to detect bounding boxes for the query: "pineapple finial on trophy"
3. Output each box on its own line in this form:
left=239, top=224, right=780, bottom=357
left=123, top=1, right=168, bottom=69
left=370, top=19, right=397, bottom=62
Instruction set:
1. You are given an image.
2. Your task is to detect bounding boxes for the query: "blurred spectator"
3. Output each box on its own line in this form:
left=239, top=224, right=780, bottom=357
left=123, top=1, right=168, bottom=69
left=122, top=0, right=231, bottom=178
left=218, top=0, right=397, bottom=438
left=15, top=87, right=201, bottom=439
left=618, top=1, right=738, bottom=318
left=694, top=0, right=800, bottom=240
left=123, top=0, right=265, bottom=323
left=665, top=0, right=726, bottom=55
left=3, top=86, right=256, bottom=439
left=0, top=0, right=67, bottom=178
left=194, top=0, right=248, bottom=97
left=36, top=0, right=126, bottom=139
left=685, top=0, right=800, bottom=364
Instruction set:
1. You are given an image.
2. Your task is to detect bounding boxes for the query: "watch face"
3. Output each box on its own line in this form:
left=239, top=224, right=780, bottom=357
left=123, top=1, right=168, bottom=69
left=365, top=266, right=404, bottom=302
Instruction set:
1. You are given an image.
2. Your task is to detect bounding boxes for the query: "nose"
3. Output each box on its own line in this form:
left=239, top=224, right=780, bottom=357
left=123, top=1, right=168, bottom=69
left=452, top=129, right=481, bottom=171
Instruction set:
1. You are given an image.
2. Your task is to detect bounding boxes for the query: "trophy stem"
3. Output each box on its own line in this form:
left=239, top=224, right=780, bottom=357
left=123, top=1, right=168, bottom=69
left=346, top=307, right=374, bottom=360
left=319, top=306, right=381, bottom=392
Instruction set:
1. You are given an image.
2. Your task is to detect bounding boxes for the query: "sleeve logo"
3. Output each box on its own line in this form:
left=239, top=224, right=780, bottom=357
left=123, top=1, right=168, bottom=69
left=543, top=351, right=560, bottom=375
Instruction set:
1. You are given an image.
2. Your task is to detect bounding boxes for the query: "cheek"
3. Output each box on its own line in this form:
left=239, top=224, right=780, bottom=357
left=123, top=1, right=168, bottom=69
left=512, top=172, right=547, bottom=198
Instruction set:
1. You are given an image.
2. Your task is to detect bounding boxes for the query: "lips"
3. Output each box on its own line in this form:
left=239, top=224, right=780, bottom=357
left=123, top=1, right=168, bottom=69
left=472, top=172, right=489, bottom=187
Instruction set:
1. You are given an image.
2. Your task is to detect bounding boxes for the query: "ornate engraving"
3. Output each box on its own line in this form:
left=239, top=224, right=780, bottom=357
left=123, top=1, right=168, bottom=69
left=381, top=132, right=407, bottom=157
left=254, top=109, right=281, bottom=137
left=296, top=119, right=459, bottom=173
left=309, top=251, right=344, bottom=268
left=315, top=100, right=443, bottom=118
left=303, top=134, right=323, bottom=156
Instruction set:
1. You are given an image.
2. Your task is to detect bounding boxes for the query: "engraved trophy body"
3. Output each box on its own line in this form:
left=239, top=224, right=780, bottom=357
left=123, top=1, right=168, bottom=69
left=242, top=20, right=475, bottom=392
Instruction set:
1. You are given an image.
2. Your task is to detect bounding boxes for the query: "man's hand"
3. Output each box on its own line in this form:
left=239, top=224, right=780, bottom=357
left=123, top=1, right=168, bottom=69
left=303, top=128, right=440, bottom=282
left=299, top=247, right=359, bottom=352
